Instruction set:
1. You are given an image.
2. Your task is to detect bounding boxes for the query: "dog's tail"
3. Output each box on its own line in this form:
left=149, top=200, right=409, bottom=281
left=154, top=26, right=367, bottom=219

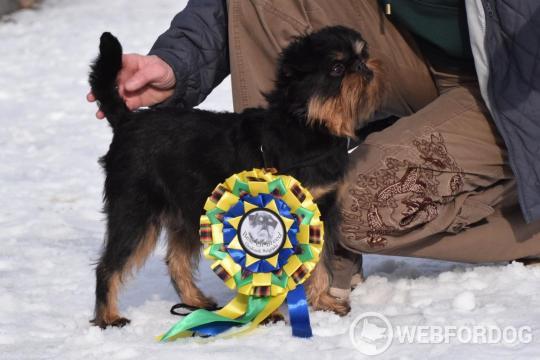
left=89, top=32, right=129, bottom=128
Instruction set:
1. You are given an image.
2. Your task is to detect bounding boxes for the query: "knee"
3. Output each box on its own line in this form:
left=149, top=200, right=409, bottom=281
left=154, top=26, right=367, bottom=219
left=335, top=182, right=381, bottom=252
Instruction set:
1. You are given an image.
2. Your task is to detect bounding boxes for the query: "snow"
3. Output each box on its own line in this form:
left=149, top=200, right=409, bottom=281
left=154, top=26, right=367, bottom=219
left=452, top=291, right=476, bottom=312
left=1, top=0, right=539, bottom=359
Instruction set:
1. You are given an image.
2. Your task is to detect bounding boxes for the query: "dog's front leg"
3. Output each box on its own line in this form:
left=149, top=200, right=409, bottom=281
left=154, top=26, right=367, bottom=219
left=304, top=188, right=351, bottom=316
left=305, top=257, right=351, bottom=316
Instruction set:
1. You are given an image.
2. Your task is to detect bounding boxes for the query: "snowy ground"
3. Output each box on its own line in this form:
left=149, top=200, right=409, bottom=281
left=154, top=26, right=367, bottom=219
left=1, top=1, right=539, bottom=359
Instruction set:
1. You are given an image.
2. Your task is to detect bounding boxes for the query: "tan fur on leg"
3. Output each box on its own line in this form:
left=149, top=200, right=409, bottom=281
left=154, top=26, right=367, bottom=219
left=166, top=230, right=216, bottom=308
left=94, top=225, right=159, bottom=327
left=93, top=272, right=123, bottom=325
left=306, top=260, right=351, bottom=316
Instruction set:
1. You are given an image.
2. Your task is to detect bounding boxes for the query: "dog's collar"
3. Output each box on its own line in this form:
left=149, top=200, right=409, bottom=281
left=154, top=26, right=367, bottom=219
left=259, top=138, right=350, bottom=174
left=347, top=136, right=361, bottom=154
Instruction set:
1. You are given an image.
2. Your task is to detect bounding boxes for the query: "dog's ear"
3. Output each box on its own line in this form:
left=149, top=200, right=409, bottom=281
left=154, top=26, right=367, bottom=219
left=281, top=63, right=313, bottom=78
left=248, top=214, right=257, bottom=225
left=279, top=35, right=317, bottom=77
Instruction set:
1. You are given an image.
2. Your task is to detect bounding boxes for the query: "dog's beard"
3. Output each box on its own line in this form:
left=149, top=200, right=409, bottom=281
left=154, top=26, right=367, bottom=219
left=306, top=58, right=385, bottom=138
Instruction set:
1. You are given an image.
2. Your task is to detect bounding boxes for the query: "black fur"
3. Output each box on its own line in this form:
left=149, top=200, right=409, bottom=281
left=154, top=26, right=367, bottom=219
left=89, top=33, right=129, bottom=127
left=89, top=27, right=381, bottom=328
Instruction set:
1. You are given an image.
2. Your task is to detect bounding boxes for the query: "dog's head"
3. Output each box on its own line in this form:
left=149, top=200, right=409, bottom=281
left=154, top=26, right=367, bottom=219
left=266, top=26, right=385, bottom=138
left=247, top=212, right=278, bottom=243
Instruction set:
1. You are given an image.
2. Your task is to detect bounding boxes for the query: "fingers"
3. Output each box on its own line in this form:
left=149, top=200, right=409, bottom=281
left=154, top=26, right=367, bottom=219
left=120, top=54, right=147, bottom=92
left=151, top=57, right=176, bottom=89
left=87, top=92, right=104, bottom=119
left=124, top=95, right=143, bottom=110
left=87, top=92, right=105, bottom=119
left=89, top=54, right=143, bottom=119
left=88, top=54, right=175, bottom=117
left=124, top=70, right=151, bottom=93
left=123, top=57, right=174, bottom=92
left=118, top=54, right=138, bottom=96
left=121, top=53, right=139, bottom=68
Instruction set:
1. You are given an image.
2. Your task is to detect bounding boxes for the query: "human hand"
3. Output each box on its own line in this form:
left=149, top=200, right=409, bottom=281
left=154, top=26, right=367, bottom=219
left=87, top=54, right=176, bottom=119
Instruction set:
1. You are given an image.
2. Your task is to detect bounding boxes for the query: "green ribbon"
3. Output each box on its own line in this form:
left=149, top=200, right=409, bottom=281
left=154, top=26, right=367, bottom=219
left=160, top=296, right=270, bottom=341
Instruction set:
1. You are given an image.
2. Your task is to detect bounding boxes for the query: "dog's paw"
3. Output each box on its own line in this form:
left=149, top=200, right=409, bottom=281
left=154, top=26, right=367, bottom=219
left=203, top=299, right=219, bottom=311
left=187, top=296, right=218, bottom=311
left=330, top=299, right=351, bottom=316
left=261, top=311, right=285, bottom=325
left=90, top=316, right=131, bottom=329
left=110, top=317, right=131, bottom=328
left=316, top=300, right=351, bottom=316
left=311, top=292, right=351, bottom=316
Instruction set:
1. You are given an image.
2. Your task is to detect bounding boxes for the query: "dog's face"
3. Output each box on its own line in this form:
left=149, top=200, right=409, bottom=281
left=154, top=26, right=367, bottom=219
left=247, top=212, right=278, bottom=243
left=270, top=26, right=385, bottom=138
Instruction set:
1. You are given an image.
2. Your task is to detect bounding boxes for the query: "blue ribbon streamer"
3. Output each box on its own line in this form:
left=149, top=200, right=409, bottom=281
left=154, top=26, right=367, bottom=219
left=191, top=321, right=238, bottom=337
left=286, top=284, right=313, bottom=338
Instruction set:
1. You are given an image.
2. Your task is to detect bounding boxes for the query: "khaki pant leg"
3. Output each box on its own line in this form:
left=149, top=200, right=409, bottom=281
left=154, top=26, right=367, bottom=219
left=228, top=0, right=438, bottom=114
left=337, top=84, right=540, bottom=263
left=329, top=244, right=362, bottom=290
left=383, top=204, right=540, bottom=262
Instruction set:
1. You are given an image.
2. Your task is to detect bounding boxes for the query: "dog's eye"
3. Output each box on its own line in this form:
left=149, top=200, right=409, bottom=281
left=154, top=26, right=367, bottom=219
left=330, top=63, right=345, bottom=77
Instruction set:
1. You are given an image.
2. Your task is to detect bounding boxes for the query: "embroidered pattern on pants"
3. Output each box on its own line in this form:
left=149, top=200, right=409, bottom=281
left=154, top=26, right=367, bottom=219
left=340, top=133, right=464, bottom=249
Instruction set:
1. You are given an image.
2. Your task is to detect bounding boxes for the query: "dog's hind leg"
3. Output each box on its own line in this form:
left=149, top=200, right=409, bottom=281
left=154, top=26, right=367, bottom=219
left=166, top=224, right=216, bottom=309
left=92, top=203, right=160, bottom=328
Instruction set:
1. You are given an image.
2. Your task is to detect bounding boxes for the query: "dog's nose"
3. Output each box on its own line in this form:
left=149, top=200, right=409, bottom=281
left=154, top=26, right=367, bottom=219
left=354, top=61, right=370, bottom=72
left=363, top=68, right=374, bottom=82
left=353, top=60, right=365, bottom=73
left=354, top=61, right=373, bottom=82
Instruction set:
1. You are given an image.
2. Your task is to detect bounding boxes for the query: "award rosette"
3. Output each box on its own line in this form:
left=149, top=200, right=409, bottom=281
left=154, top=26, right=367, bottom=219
left=159, top=169, right=324, bottom=341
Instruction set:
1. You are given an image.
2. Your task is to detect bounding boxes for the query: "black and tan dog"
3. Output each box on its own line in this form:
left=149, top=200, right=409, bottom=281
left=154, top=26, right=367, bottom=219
left=89, top=26, right=384, bottom=328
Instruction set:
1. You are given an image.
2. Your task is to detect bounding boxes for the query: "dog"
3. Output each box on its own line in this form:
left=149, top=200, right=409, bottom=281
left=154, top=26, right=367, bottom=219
left=89, top=26, right=384, bottom=328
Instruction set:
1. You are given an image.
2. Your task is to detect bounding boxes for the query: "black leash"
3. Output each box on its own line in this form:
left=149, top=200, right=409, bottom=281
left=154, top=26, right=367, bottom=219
left=170, top=303, right=223, bottom=337
left=170, top=302, right=222, bottom=317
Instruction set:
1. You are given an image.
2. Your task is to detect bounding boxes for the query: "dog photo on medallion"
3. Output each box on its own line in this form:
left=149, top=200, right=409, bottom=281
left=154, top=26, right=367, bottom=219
left=239, top=208, right=286, bottom=259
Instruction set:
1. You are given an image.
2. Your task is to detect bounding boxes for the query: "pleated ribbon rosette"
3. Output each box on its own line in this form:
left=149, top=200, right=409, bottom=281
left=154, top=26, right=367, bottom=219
left=159, top=169, right=324, bottom=341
